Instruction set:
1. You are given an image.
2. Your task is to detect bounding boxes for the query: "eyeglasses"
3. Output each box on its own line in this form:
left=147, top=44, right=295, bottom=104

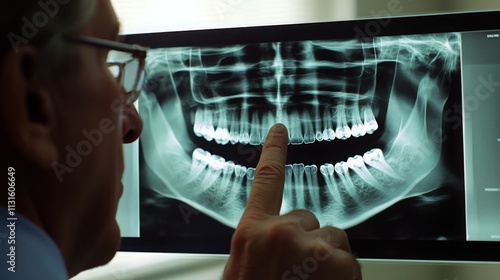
left=66, top=36, right=149, bottom=104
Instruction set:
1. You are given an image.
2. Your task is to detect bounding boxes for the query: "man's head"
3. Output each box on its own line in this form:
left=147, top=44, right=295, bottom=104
left=0, top=0, right=143, bottom=276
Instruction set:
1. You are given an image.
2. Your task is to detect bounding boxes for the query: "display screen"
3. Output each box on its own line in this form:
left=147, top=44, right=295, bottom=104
left=120, top=11, right=500, bottom=260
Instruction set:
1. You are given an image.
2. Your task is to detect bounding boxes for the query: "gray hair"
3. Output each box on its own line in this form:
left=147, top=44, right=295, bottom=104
left=1, top=0, right=97, bottom=65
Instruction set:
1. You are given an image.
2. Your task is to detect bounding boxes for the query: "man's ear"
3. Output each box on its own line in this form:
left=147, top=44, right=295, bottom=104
left=0, top=46, right=58, bottom=168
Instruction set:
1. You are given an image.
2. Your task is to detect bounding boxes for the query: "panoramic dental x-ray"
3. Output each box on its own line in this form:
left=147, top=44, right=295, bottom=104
left=138, top=32, right=461, bottom=232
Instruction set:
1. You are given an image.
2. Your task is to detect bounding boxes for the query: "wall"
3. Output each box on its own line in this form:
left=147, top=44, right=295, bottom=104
left=111, top=0, right=356, bottom=34
left=356, top=0, right=500, bottom=18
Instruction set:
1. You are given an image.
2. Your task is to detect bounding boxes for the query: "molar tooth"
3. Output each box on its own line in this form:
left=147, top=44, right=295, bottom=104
left=334, top=161, right=349, bottom=175
left=192, top=148, right=210, bottom=165
left=234, top=164, right=247, bottom=178
left=347, top=155, right=365, bottom=169
left=290, top=111, right=304, bottom=145
left=350, top=105, right=367, bottom=138
left=201, top=109, right=215, bottom=142
left=190, top=149, right=210, bottom=178
left=214, top=107, right=230, bottom=145
left=224, top=161, right=235, bottom=175
left=219, top=161, right=235, bottom=190
left=347, top=155, right=382, bottom=188
left=302, top=111, right=316, bottom=144
left=351, top=124, right=366, bottom=138
left=335, top=105, right=351, bottom=140
left=362, top=105, right=379, bottom=134
left=322, top=109, right=335, bottom=141
left=315, top=131, right=324, bottom=142
left=193, top=107, right=203, bottom=137
left=320, top=163, right=334, bottom=176
left=323, top=128, right=335, bottom=141
left=363, top=149, right=402, bottom=180
left=207, top=154, right=226, bottom=171
left=198, top=154, right=225, bottom=194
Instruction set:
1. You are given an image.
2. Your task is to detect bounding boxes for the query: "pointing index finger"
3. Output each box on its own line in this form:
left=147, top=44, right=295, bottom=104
left=243, top=123, right=288, bottom=218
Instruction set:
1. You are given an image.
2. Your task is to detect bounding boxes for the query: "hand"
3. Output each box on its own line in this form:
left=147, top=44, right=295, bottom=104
left=223, top=123, right=362, bottom=280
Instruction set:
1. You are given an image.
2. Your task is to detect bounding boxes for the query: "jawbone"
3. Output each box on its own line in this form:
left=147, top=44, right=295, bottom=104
left=139, top=33, right=461, bottom=229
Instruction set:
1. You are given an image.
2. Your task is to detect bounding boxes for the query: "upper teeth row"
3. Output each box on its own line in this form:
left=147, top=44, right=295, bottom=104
left=193, top=105, right=378, bottom=145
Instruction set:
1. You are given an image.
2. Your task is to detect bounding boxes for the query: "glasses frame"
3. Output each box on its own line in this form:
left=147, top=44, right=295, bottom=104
left=66, top=36, right=149, bottom=104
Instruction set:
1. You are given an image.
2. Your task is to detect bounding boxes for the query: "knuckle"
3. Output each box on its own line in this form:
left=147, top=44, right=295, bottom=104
left=331, top=250, right=357, bottom=270
left=324, top=226, right=348, bottom=240
left=231, top=225, right=257, bottom=251
left=264, top=219, right=302, bottom=245
left=290, top=209, right=318, bottom=221
left=316, top=226, right=352, bottom=252
left=231, top=219, right=301, bottom=252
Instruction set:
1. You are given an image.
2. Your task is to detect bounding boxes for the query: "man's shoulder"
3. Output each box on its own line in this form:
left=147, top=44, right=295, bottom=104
left=0, top=207, right=68, bottom=279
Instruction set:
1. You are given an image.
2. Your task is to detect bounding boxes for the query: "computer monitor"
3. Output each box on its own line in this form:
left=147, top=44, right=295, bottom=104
left=118, top=10, right=500, bottom=265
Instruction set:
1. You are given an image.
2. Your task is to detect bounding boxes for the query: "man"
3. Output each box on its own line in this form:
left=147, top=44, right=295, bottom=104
left=0, top=1, right=361, bottom=279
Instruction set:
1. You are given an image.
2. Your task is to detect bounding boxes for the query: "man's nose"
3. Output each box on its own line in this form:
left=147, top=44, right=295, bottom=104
left=122, top=103, right=143, bottom=143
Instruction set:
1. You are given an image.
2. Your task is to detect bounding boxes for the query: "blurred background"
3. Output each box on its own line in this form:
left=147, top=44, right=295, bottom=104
left=110, top=0, right=500, bottom=34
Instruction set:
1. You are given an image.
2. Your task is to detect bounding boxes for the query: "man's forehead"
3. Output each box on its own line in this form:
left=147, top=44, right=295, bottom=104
left=85, top=0, right=119, bottom=40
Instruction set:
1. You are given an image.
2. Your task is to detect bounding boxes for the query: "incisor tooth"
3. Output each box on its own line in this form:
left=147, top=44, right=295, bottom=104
left=249, top=112, right=261, bottom=145
left=290, top=111, right=304, bottom=145
left=302, top=111, right=316, bottom=144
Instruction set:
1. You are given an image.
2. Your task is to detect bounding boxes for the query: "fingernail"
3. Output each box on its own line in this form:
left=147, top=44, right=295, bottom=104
left=271, top=123, right=286, bottom=135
